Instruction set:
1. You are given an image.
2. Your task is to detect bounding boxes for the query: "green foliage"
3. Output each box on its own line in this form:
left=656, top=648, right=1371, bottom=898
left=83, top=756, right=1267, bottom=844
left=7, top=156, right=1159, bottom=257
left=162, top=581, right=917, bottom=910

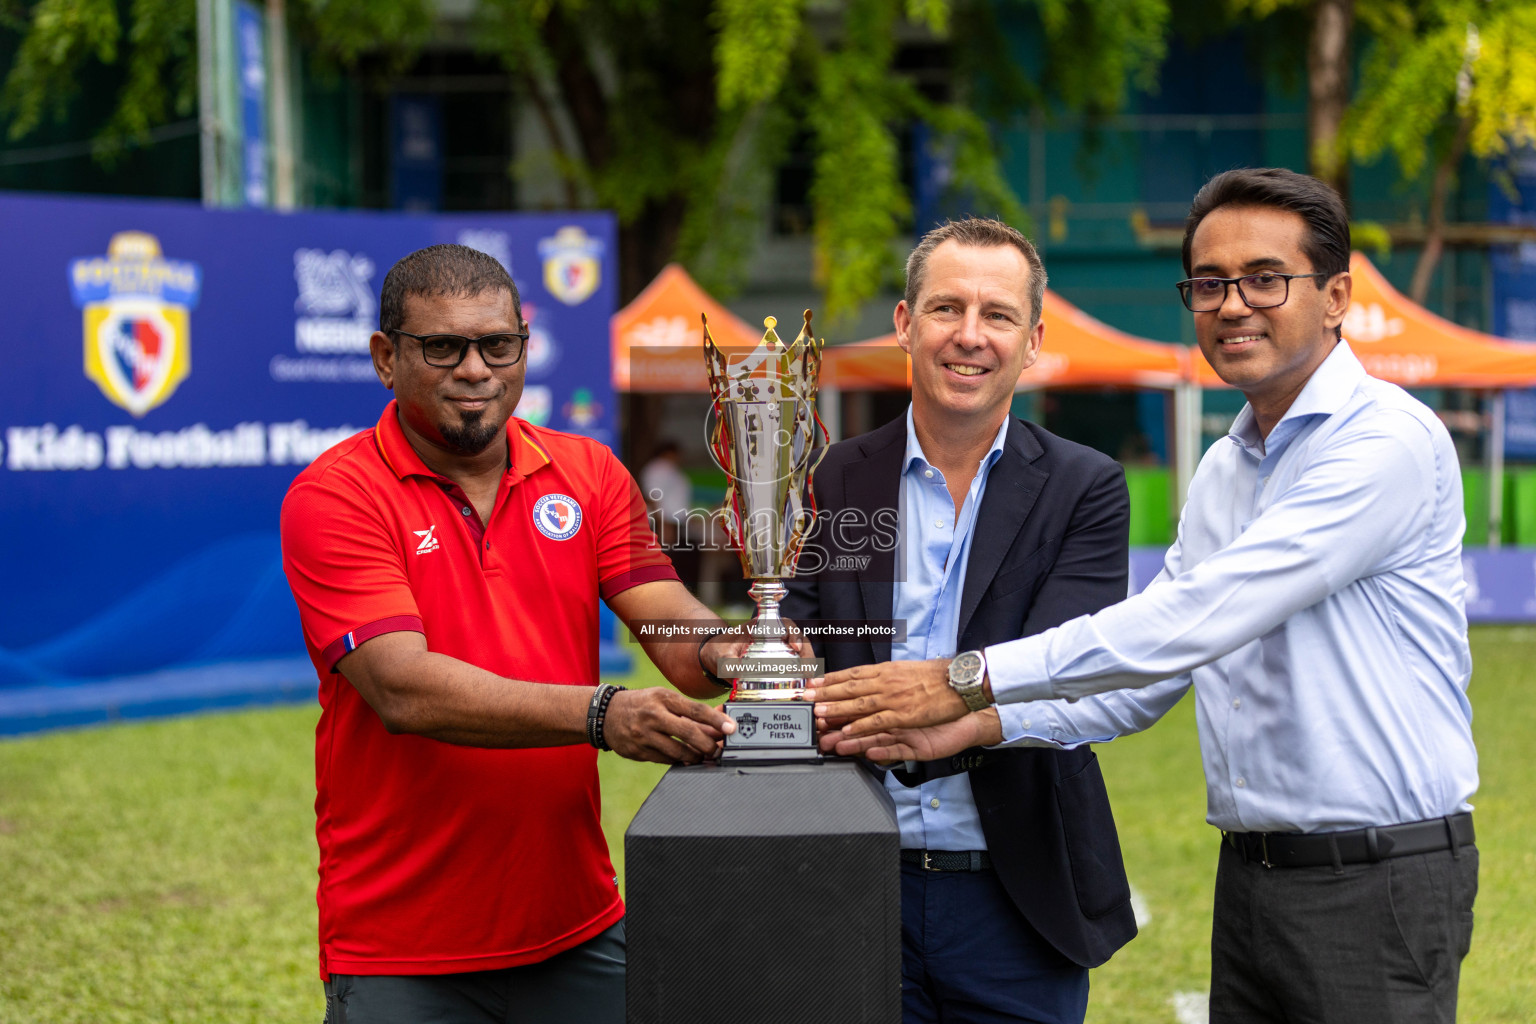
left=2, top=0, right=128, bottom=140
left=290, top=0, right=434, bottom=69
left=673, top=101, right=793, bottom=298
left=1027, top=0, right=1167, bottom=115
left=1339, top=1, right=1529, bottom=184
left=1350, top=218, right=1392, bottom=259
left=713, top=0, right=802, bottom=109
left=94, top=0, right=199, bottom=162
left=0, top=0, right=1170, bottom=317
left=807, top=0, right=909, bottom=318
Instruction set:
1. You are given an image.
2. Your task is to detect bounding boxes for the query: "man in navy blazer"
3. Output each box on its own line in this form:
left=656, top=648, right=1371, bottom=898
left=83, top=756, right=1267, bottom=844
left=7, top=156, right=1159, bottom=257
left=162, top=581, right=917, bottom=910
left=783, top=218, right=1185, bottom=1023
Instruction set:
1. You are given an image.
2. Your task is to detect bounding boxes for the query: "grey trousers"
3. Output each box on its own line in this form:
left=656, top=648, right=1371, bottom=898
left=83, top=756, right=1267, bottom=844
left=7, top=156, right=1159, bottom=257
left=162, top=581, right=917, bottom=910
left=1210, top=840, right=1477, bottom=1024
left=322, top=920, right=626, bottom=1024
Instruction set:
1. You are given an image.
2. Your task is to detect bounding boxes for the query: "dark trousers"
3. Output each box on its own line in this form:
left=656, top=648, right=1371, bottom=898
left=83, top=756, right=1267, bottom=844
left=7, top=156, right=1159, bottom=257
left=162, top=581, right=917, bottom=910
left=1210, top=840, right=1477, bottom=1024
left=900, top=861, right=1089, bottom=1024
left=322, top=920, right=625, bottom=1024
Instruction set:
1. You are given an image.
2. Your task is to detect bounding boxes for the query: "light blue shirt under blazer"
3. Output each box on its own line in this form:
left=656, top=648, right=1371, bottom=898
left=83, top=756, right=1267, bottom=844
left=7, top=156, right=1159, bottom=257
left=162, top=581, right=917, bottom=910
left=890, top=407, right=1188, bottom=850
left=988, top=342, right=1478, bottom=834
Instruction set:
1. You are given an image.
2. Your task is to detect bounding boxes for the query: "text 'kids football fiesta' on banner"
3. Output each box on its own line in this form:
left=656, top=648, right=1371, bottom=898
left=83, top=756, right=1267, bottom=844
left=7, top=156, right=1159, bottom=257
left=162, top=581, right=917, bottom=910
left=0, top=192, right=615, bottom=692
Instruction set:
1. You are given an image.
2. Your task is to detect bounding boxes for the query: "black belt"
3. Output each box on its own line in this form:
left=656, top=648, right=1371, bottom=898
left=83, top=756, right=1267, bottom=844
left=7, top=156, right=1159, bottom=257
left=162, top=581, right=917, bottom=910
left=900, top=849, right=991, bottom=872
left=1223, top=813, right=1474, bottom=869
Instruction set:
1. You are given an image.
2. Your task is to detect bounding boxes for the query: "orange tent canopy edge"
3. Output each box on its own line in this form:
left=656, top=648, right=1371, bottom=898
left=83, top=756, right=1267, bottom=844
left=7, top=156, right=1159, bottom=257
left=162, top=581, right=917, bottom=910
left=1191, top=253, right=1536, bottom=389
left=611, top=263, right=1188, bottom=393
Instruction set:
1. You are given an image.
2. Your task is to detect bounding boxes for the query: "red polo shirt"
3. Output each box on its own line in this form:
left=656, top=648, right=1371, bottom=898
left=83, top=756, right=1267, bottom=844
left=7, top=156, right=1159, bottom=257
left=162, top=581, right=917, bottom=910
left=281, top=401, right=676, bottom=978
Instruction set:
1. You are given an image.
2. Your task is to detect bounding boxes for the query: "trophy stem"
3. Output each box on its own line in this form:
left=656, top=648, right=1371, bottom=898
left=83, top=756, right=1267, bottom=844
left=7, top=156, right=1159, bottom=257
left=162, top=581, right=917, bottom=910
left=733, top=579, right=807, bottom=702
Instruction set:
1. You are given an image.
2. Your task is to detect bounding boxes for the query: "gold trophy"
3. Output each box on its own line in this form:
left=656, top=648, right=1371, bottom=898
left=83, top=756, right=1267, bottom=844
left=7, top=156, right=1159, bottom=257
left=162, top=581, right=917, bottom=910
left=704, top=311, right=828, bottom=759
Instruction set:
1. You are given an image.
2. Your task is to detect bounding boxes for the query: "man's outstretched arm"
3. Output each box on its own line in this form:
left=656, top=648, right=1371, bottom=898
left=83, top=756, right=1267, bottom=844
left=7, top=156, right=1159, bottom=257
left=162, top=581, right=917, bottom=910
left=339, top=629, right=730, bottom=764
left=810, top=419, right=1435, bottom=737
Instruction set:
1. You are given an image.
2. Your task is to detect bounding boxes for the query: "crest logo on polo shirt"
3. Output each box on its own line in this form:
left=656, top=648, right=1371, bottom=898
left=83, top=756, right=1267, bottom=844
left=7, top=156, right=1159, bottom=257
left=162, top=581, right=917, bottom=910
left=533, top=493, right=583, bottom=541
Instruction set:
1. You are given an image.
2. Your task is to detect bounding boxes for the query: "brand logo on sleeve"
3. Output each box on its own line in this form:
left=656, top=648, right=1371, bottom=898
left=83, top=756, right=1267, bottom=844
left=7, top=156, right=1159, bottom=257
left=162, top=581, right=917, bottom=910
left=414, top=525, right=440, bottom=554
left=532, top=493, right=583, bottom=540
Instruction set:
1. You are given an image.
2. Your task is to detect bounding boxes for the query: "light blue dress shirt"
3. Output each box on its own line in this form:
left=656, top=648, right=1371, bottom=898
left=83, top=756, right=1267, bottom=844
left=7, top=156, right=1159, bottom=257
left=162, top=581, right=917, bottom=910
left=988, top=343, right=1478, bottom=833
left=890, top=407, right=1189, bottom=850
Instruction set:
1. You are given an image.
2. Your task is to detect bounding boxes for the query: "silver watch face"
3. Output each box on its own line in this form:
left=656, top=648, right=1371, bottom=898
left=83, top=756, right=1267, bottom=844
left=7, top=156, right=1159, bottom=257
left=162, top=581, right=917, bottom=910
left=950, top=651, right=983, bottom=686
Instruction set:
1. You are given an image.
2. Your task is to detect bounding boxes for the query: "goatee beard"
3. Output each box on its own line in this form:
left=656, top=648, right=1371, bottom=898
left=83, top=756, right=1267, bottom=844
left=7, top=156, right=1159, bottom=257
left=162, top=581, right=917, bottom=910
left=440, top=411, right=500, bottom=455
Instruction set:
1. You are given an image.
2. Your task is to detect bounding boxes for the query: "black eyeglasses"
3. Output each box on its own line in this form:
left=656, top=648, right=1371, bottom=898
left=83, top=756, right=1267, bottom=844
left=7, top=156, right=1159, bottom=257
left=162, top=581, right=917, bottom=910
left=391, top=329, right=528, bottom=368
left=1175, top=272, right=1329, bottom=312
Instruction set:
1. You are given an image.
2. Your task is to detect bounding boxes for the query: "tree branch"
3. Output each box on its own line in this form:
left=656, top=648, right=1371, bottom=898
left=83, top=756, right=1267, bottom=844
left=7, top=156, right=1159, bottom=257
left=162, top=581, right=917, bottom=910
left=523, top=74, right=581, bottom=209
left=1409, top=113, right=1473, bottom=306
left=540, top=4, right=611, bottom=171
left=1307, top=0, right=1354, bottom=199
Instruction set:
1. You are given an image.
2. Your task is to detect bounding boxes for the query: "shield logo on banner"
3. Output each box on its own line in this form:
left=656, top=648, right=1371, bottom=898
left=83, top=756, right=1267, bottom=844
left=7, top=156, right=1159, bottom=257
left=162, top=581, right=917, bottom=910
left=83, top=299, right=190, bottom=417
left=538, top=226, right=603, bottom=306
left=69, top=231, right=202, bottom=417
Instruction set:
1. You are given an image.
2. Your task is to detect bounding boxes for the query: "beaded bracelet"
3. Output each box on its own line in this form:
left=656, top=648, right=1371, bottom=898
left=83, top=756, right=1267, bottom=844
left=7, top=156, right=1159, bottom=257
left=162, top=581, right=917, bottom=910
left=586, top=683, right=627, bottom=750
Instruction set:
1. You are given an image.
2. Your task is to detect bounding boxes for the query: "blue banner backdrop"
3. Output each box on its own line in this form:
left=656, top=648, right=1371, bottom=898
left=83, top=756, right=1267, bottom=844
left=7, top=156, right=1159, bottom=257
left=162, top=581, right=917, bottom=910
left=1491, top=146, right=1536, bottom=456
left=0, top=192, right=616, bottom=730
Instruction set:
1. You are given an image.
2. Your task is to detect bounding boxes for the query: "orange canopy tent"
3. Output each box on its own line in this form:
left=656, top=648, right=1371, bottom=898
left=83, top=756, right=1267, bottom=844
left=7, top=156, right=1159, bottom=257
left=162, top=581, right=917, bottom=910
left=1191, top=253, right=1536, bottom=388
left=611, top=264, right=760, bottom=393
left=612, top=262, right=1189, bottom=392
left=843, top=289, right=1188, bottom=390
left=611, top=263, right=913, bottom=391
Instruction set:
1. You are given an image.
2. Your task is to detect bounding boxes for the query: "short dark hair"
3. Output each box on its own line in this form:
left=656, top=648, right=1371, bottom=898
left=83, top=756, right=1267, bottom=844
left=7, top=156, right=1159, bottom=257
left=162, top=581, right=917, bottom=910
left=378, top=244, right=520, bottom=336
left=905, top=217, right=1047, bottom=328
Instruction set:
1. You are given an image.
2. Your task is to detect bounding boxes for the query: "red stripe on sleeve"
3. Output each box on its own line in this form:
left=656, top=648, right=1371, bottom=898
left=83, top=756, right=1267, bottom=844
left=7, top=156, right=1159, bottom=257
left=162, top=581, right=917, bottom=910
left=599, top=564, right=680, bottom=602
left=321, top=614, right=426, bottom=672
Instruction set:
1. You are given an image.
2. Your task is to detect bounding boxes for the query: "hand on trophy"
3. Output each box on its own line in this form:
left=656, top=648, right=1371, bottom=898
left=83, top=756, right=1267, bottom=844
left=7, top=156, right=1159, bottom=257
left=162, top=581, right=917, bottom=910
left=806, top=658, right=972, bottom=738
left=817, top=708, right=1003, bottom=765
left=603, top=688, right=734, bottom=766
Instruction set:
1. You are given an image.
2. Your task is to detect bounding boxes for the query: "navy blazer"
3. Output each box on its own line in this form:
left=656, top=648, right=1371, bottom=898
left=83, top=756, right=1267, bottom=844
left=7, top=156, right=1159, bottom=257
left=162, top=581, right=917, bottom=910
left=782, top=413, right=1139, bottom=968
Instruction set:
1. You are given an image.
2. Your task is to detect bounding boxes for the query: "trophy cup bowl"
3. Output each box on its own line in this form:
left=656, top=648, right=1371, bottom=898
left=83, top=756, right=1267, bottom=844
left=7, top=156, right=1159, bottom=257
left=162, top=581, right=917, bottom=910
left=705, top=311, right=828, bottom=758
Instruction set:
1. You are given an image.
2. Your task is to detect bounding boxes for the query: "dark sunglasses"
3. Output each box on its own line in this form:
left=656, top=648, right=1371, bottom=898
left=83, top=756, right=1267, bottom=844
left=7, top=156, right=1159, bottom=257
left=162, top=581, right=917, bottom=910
left=391, top=329, right=528, bottom=368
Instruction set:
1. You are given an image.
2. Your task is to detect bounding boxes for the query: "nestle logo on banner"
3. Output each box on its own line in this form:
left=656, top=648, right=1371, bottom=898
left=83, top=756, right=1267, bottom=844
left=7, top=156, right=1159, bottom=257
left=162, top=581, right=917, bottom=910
left=68, top=231, right=202, bottom=417
left=293, top=249, right=375, bottom=353
left=273, top=249, right=380, bottom=383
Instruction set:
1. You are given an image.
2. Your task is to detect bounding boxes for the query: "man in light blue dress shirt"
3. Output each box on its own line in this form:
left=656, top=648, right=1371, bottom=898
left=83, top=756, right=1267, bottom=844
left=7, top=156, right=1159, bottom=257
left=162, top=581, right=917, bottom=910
left=810, top=169, right=1479, bottom=1024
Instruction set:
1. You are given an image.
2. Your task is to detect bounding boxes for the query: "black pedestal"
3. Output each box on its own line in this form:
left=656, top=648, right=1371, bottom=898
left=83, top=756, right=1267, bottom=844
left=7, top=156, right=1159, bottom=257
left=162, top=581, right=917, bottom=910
left=625, top=760, right=901, bottom=1024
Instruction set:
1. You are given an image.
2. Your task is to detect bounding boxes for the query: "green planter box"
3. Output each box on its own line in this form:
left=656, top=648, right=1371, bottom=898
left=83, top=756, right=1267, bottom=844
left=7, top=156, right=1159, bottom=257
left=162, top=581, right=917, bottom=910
left=1125, top=468, right=1173, bottom=547
left=1462, top=469, right=1522, bottom=546
left=1511, top=471, right=1536, bottom=546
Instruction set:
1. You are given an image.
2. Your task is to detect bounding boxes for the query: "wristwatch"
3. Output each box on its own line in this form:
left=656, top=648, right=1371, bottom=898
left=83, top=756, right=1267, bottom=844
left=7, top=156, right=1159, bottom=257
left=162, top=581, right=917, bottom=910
left=947, top=650, right=991, bottom=712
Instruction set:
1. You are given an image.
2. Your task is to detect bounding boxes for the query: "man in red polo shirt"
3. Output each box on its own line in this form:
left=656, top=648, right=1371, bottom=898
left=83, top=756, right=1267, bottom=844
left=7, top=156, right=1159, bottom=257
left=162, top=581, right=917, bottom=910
left=281, top=244, right=745, bottom=1024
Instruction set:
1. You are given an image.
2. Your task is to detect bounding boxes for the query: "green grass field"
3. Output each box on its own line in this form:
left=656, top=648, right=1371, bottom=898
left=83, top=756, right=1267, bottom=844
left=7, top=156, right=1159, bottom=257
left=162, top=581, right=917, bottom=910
left=1, top=627, right=1532, bottom=1023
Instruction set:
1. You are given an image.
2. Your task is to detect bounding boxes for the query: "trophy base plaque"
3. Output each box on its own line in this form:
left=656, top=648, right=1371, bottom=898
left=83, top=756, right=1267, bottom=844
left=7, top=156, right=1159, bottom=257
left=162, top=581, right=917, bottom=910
left=719, top=700, right=818, bottom=763
left=716, top=650, right=822, bottom=764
